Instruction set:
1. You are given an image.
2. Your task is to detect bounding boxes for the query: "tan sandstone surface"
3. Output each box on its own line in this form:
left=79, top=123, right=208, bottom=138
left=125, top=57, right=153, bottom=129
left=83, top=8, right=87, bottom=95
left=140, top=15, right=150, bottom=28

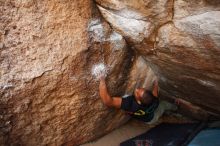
left=0, top=0, right=220, bottom=145
left=1, top=1, right=131, bottom=145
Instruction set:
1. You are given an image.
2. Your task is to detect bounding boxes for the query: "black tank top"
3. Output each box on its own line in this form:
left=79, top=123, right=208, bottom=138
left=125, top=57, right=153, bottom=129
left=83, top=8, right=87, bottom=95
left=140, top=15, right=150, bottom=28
left=120, top=95, right=159, bottom=122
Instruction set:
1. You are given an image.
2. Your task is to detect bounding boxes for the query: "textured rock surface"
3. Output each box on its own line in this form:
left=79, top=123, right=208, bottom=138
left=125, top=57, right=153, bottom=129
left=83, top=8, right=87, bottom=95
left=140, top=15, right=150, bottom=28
left=125, top=56, right=157, bottom=94
left=97, top=0, right=220, bottom=117
left=96, top=0, right=173, bottom=43
left=0, top=1, right=132, bottom=145
left=1, top=0, right=220, bottom=145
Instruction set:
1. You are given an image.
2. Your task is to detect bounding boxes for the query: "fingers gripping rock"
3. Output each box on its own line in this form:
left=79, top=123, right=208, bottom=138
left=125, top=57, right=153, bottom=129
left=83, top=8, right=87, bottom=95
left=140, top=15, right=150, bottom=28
left=91, top=63, right=108, bottom=80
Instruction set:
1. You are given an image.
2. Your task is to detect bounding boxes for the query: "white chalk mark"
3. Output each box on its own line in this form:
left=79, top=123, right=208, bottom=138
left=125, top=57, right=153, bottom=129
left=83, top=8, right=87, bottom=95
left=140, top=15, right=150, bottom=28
left=0, top=84, right=14, bottom=90
left=91, top=63, right=108, bottom=80
left=88, top=19, right=106, bottom=42
left=109, top=31, right=126, bottom=51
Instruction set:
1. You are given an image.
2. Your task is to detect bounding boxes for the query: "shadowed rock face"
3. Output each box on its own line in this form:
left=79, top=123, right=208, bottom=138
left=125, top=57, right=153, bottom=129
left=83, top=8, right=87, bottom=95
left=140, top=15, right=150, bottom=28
left=97, top=0, right=220, bottom=116
left=0, top=0, right=220, bottom=145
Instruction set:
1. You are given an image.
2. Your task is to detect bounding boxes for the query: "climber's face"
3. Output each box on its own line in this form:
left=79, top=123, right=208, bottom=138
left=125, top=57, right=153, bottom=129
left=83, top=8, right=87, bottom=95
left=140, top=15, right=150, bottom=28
left=134, top=88, right=145, bottom=104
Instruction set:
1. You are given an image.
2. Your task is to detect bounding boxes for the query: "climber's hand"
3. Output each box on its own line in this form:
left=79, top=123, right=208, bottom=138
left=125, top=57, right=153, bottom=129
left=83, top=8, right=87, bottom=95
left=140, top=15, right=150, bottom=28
left=97, top=71, right=106, bottom=81
left=153, top=78, right=158, bottom=87
left=152, top=78, right=159, bottom=97
left=99, top=75, right=105, bottom=81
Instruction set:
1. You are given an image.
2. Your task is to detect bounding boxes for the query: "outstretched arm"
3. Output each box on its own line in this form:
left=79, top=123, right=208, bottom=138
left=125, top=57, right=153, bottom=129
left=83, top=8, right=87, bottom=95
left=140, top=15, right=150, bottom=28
left=99, top=77, right=122, bottom=108
left=152, top=79, right=159, bottom=97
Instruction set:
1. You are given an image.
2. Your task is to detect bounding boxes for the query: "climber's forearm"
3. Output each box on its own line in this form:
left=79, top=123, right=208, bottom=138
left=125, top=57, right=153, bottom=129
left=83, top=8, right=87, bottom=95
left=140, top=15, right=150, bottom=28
left=175, top=98, right=200, bottom=111
left=152, top=80, right=159, bottom=97
left=99, top=78, right=113, bottom=106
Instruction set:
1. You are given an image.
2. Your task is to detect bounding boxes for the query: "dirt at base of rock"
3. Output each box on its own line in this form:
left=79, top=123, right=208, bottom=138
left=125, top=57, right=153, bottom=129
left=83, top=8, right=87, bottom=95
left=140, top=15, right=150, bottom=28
left=82, top=114, right=193, bottom=146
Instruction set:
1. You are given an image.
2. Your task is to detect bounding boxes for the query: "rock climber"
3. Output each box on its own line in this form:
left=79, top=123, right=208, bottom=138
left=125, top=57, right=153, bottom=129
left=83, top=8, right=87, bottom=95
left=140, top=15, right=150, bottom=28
left=98, top=75, right=192, bottom=123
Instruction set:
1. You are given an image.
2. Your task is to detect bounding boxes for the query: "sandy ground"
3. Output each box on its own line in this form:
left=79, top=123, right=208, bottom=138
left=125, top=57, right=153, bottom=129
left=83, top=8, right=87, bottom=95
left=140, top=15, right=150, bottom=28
left=81, top=114, right=192, bottom=146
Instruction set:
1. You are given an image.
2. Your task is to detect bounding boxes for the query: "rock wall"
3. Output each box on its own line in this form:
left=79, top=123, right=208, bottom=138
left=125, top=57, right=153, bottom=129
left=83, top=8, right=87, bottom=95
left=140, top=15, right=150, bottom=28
left=0, top=0, right=220, bottom=145
left=0, top=1, right=132, bottom=145
left=97, top=0, right=220, bottom=117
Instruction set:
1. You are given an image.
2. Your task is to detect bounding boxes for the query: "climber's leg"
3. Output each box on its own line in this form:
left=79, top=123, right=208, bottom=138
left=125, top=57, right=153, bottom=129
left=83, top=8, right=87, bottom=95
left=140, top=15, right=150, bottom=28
left=147, top=100, right=177, bottom=124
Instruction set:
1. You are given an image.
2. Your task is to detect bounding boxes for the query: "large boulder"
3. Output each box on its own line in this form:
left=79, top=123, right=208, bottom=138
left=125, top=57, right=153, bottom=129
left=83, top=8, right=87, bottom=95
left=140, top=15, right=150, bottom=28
left=1, top=0, right=220, bottom=145
left=0, top=1, right=132, bottom=145
left=97, top=0, right=220, bottom=117
left=95, top=0, right=173, bottom=43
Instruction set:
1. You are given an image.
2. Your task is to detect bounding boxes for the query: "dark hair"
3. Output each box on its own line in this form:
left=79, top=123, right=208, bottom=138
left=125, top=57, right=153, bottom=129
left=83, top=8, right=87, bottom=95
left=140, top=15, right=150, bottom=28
left=140, top=90, right=155, bottom=105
